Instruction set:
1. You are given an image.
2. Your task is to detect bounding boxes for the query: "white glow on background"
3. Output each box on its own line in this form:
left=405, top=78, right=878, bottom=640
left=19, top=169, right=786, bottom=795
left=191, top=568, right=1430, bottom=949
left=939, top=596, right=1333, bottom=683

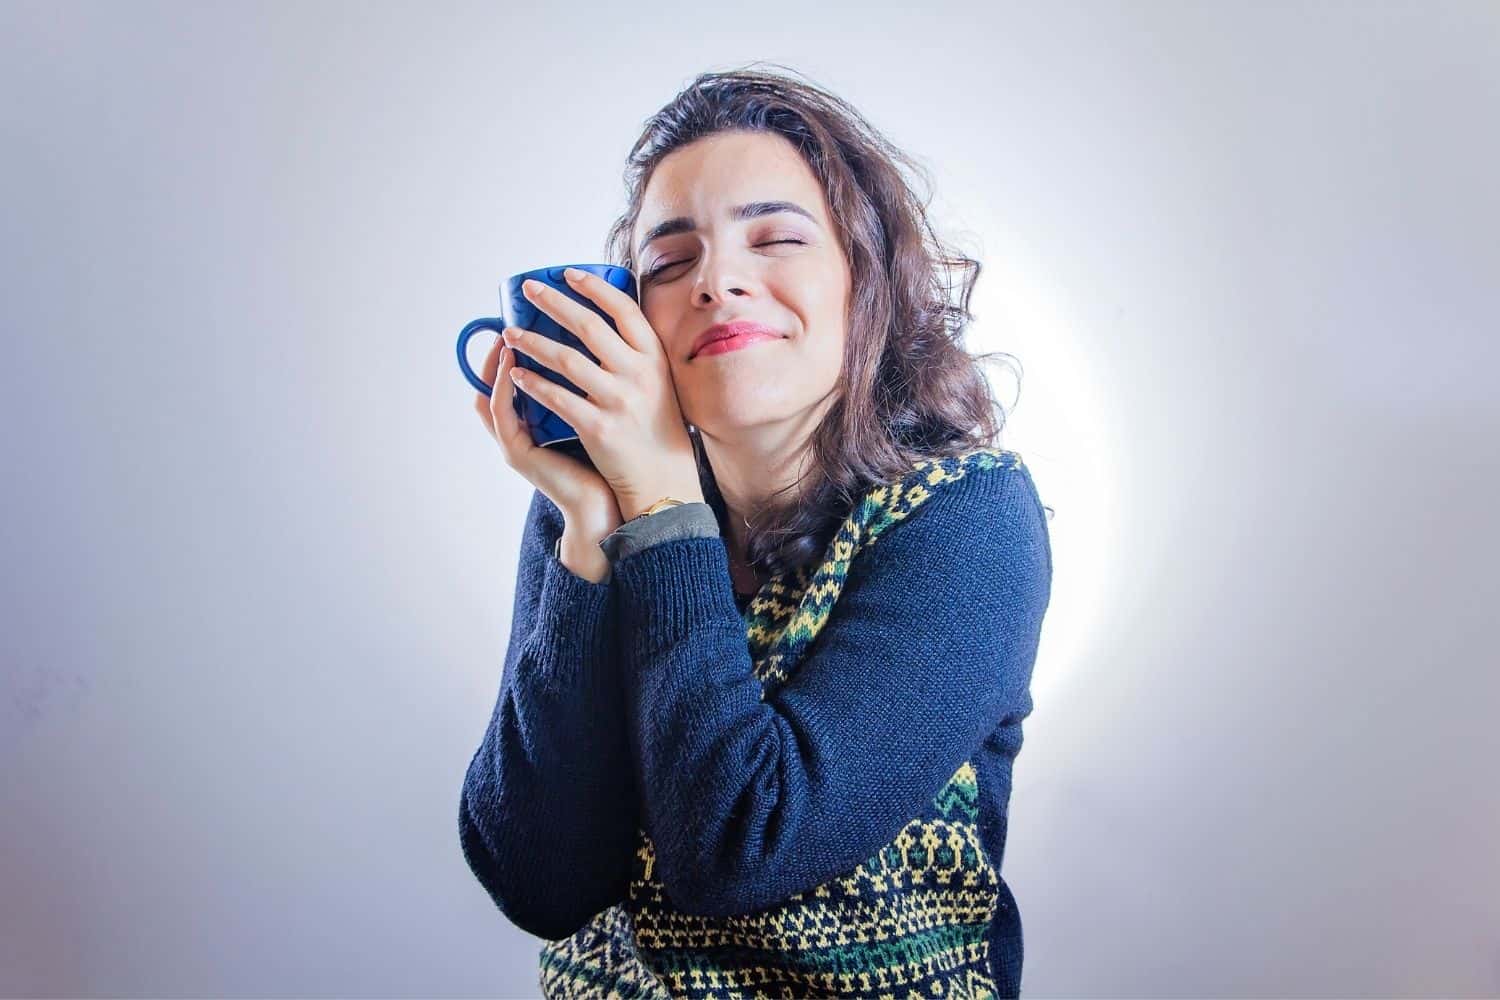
left=964, top=233, right=1122, bottom=709
left=2, top=1, right=1497, bottom=996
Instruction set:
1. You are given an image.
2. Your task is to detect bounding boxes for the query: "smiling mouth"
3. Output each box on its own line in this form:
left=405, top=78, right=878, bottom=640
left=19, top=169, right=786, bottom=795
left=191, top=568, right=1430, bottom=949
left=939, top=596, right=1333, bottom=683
left=693, top=331, right=783, bottom=359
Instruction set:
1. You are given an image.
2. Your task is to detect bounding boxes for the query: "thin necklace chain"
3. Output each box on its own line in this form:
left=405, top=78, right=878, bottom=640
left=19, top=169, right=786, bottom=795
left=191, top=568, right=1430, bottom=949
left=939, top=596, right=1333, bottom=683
left=728, top=522, right=758, bottom=595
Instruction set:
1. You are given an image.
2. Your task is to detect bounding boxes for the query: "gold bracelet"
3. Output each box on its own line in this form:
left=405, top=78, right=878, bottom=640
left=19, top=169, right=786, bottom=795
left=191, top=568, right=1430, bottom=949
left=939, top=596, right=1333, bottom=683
left=629, top=496, right=689, bottom=522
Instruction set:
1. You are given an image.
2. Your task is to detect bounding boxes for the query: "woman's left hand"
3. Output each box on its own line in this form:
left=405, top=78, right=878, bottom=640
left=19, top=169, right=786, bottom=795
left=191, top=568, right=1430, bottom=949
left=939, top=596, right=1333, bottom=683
left=501, top=267, right=706, bottom=522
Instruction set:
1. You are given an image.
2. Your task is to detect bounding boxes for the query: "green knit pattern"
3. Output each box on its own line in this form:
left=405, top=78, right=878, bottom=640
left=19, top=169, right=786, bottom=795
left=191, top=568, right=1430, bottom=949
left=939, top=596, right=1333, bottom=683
left=539, top=447, right=1023, bottom=999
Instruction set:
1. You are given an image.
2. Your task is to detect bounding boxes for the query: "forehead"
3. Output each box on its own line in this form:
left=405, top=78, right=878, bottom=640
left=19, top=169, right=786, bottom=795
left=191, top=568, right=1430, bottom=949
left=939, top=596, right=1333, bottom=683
left=634, top=131, right=830, bottom=238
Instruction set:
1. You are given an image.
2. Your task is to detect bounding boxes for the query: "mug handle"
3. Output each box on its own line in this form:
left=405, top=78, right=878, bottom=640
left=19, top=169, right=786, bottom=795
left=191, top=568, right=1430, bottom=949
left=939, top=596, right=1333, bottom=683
left=456, top=316, right=505, bottom=396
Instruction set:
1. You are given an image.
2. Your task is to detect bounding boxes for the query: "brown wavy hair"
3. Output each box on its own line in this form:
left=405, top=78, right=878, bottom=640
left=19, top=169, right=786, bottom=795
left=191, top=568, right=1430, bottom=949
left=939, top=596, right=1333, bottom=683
left=600, top=62, right=1023, bottom=581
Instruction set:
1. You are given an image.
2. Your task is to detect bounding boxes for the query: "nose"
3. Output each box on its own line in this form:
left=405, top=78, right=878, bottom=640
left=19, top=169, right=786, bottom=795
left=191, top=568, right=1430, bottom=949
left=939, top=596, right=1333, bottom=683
left=691, top=248, right=751, bottom=303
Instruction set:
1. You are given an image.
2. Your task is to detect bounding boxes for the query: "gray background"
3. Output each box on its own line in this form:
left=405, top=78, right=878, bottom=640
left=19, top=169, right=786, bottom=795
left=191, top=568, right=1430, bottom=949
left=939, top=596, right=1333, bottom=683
left=3, top=0, right=1497, bottom=995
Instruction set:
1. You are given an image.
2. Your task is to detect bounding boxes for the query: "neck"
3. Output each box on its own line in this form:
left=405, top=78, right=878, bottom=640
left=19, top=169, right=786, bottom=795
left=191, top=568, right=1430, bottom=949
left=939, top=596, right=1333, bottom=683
left=698, top=394, right=833, bottom=558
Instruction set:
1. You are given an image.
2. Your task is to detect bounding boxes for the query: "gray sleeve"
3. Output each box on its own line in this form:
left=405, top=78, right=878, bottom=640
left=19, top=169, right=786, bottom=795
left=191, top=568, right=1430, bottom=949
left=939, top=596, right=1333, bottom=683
left=596, top=502, right=721, bottom=574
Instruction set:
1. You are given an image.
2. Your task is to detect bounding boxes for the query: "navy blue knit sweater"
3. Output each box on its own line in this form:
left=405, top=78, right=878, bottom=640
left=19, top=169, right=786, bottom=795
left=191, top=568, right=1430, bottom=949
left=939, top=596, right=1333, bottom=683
left=460, top=447, right=1053, bottom=998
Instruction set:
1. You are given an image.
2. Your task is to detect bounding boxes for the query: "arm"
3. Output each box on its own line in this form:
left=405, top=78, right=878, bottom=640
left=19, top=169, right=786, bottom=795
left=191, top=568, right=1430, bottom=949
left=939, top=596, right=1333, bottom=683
left=458, top=488, right=640, bottom=941
left=610, top=464, right=1053, bottom=917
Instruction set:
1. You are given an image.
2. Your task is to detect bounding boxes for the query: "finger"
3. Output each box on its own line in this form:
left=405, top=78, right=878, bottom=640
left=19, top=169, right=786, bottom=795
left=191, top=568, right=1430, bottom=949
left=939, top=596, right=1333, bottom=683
left=562, top=267, right=659, bottom=358
left=473, top=334, right=503, bottom=435
left=507, top=364, right=594, bottom=437
left=502, top=327, right=615, bottom=407
left=487, top=343, right=533, bottom=455
left=524, top=277, right=636, bottom=371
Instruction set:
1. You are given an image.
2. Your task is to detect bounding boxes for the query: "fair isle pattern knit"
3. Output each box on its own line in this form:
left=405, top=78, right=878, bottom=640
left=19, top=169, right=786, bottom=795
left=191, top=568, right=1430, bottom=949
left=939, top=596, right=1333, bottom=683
left=538, top=446, right=1025, bottom=1000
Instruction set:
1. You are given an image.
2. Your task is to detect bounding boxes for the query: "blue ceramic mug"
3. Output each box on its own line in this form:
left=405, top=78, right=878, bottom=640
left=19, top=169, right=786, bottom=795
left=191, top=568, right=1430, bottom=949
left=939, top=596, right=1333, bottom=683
left=456, top=263, right=638, bottom=463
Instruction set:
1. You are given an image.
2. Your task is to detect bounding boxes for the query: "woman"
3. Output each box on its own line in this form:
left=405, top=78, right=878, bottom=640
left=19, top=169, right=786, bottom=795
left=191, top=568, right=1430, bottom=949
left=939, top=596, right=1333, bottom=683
left=459, top=65, right=1054, bottom=999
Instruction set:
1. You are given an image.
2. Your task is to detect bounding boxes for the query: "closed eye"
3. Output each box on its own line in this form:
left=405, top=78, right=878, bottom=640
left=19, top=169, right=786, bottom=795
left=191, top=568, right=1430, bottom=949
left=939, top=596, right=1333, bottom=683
left=642, top=239, right=806, bottom=283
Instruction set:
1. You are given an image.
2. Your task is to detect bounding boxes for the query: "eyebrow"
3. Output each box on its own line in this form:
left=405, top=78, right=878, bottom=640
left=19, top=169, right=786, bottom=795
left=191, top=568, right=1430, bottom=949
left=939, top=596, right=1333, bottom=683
left=636, top=200, right=819, bottom=254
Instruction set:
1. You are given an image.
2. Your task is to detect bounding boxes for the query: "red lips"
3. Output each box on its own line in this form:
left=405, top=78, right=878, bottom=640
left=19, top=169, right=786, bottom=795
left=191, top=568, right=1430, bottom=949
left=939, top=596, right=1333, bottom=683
left=690, top=321, right=785, bottom=359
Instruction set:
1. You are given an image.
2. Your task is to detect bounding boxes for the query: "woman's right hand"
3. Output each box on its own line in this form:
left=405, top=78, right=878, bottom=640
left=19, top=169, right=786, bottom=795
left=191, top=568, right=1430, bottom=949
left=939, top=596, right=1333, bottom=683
left=473, top=336, right=624, bottom=536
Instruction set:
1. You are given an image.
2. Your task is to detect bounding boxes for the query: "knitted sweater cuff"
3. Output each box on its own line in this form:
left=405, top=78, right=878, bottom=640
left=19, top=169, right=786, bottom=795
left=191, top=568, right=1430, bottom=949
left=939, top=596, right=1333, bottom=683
left=523, top=549, right=614, bottom=692
left=611, top=535, right=742, bottom=655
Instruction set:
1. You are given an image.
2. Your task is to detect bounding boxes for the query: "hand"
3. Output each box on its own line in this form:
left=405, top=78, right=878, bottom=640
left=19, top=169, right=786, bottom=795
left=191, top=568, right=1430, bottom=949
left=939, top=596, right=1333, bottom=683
left=502, top=268, right=705, bottom=520
left=473, top=331, right=624, bottom=534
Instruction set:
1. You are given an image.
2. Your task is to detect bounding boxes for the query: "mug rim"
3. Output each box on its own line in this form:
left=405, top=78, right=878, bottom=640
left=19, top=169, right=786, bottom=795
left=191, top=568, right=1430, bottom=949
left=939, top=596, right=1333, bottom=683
left=508, top=263, right=637, bottom=283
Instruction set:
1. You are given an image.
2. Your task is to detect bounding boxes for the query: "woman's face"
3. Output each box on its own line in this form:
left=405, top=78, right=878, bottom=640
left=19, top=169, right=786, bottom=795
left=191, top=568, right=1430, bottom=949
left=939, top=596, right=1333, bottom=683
left=632, top=130, right=852, bottom=438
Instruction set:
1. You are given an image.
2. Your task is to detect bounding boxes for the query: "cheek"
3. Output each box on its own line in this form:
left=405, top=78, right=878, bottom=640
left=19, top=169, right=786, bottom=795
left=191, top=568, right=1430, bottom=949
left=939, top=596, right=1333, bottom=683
left=807, top=328, right=847, bottom=386
left=780, top=263, right=844, bottom=319
left=641, top=298, right=678, bottom=343
left=801, top=280, right=849, bottom=349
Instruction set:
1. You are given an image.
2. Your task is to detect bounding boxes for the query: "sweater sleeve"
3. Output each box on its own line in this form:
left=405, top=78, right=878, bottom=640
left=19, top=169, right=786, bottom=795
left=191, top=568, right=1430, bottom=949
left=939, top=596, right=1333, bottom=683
left=610, top=464, right=1053, bottom=918
left=458, top=487, right=641, bottom=941
left=598, top=501, right=721, bottom=570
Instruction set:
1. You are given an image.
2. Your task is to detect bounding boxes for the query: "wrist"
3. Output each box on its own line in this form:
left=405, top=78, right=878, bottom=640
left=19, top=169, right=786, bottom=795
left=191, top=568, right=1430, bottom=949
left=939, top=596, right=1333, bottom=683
left=560, top=508, right=623, bottom=546
left=618, top=487, right=706, bottom=523
left=557, top=524, right=612, bottom=584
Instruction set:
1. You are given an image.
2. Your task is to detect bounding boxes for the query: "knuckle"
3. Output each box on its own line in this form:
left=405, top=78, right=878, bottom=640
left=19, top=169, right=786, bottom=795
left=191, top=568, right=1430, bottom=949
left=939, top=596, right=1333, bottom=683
left=573, top=357, right=596, bottom=384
